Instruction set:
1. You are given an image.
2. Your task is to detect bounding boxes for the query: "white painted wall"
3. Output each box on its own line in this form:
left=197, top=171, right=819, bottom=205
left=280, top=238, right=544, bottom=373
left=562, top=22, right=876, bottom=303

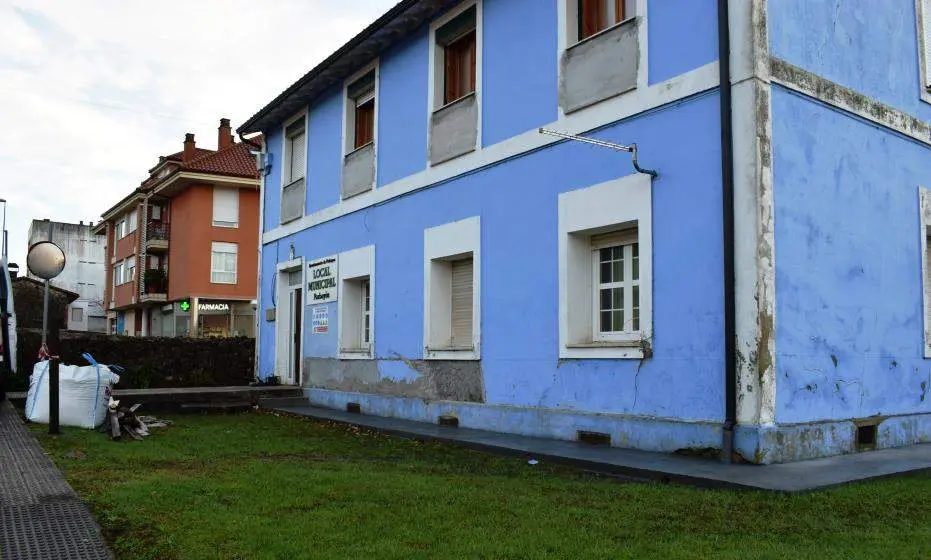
left=27, top=220, right=107, bottom=332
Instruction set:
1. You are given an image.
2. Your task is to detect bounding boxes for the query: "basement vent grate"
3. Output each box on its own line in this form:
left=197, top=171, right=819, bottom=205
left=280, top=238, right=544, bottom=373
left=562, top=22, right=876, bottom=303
left=438, top=415, right=459, bottom=428
left=577, top=430, right=611, bottom=446
left=346, top=402, right=362, bottom=414
left=856, top=424, right=877, bottom=450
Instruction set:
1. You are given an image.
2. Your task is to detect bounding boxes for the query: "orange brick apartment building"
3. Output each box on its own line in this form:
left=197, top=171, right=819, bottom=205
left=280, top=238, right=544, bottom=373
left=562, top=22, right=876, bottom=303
left=94, top=119, right=262, bottom=337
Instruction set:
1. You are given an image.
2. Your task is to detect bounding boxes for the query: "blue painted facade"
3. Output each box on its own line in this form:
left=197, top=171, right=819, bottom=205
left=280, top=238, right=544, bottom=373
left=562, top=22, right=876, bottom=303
left=763, top=1, right=931, bottom=459
left=246, top=0, right=931, bottom=463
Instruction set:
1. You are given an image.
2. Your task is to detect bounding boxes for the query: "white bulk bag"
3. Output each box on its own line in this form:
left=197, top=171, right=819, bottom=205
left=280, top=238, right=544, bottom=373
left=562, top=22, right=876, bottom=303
left=25, top=360, right=121, bottom=429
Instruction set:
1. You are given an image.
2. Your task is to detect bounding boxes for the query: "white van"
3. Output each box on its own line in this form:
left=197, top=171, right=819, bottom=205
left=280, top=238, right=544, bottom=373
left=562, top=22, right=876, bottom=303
left=0, top=256, right=16, bottom=401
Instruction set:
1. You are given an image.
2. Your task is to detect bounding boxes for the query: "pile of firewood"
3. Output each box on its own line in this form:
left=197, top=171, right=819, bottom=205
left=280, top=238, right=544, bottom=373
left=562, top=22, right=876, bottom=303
left=101, top=398, right=171, bottom=440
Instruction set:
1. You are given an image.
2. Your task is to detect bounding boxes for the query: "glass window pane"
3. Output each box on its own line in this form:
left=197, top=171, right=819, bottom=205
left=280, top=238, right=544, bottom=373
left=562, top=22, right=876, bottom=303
left=600, top=247, right=611, bottom=263
left=600, top=261, right=612, bottom=284
left=613, top=257, right=623, bottom=282
left=600, top=311, right=612, bottom=332
left=632, top=285, right=640, bottom=331
left=612, top=310, right=623, bottom=331
left=600, top=288, right=612, bottom=311
left=614, top=287, right=624, bottom=311
left=632, top=243, right=639, bottom=280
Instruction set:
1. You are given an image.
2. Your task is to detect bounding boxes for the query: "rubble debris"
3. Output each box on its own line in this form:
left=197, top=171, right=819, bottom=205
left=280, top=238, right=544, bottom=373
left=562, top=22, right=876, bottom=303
left=101, top=398, right=172, bottom=440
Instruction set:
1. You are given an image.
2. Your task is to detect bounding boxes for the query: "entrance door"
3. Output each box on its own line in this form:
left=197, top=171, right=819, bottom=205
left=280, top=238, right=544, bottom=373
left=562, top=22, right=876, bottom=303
left=289, top=287, right=302, bottom=385
left=277, top=265, right=304, bottom=386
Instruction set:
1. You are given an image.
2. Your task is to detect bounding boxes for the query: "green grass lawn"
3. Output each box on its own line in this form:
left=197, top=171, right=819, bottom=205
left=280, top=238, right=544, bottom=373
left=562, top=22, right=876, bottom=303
left=32, top=411, right=931, bottom=560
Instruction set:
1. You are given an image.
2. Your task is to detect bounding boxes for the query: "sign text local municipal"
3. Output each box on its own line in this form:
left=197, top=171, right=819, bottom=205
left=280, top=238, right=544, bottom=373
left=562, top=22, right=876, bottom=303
left=308, top=256, right=338, bottom=304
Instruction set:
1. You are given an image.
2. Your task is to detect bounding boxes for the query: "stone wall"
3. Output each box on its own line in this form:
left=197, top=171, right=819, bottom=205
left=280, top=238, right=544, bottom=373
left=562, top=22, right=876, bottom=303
left=12, top=278, right=74, bottom=331
left=12, top=330, right=255, bottom=391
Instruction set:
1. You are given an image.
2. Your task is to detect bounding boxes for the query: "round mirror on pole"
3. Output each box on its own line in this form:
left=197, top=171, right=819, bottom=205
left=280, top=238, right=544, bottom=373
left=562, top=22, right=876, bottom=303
left=26, top=241, right=66, bottom=280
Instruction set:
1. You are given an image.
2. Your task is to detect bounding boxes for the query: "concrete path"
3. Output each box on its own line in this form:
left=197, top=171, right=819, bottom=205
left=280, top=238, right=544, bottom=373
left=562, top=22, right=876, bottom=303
left=268, top=402, right=931, bottom=492
left=0, top=400, right=111, bottom=559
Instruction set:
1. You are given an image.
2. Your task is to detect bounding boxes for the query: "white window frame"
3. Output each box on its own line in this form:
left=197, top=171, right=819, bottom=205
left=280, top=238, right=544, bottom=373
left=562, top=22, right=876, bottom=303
left=591, top=229, right=640, bottom=343
left=282, top=112, right=307, bottom=185
left=337, top=245, right=375, bottom=360
left=427, top=0, right=483, bottom=153
left=113, top=262, right=123, bottom=287
left=567, top=0, right=636, bottom=45
left=128, top=208, right=138, bottom=233
left=342, top=60, right=379, bottom=156
left=920, top=187, right=931, bottom=357
left=558, top=174, right=652, bottom=359
left=556, top=0, right=647, bottom=118
left=116, top=219, right=126, bottom=239
left=280, top=111, right=308, bottom=224
left=211, top=242, right=238, bottom=285
left=212, top=187, right=240, bottom=228
left=918, top=0, right=931, bottom=104
left=125, top=256, right=136, bottom=285
left=424, top=216, right=481, bottom=360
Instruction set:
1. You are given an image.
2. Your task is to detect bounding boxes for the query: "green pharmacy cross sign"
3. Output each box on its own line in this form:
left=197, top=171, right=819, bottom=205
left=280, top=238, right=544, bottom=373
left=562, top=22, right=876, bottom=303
left=179, top=299, right=191, bottom=312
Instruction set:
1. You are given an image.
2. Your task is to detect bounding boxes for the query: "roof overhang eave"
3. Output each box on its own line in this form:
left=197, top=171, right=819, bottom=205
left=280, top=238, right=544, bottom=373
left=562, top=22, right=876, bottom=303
left=238, top=0, right=450, bottom=135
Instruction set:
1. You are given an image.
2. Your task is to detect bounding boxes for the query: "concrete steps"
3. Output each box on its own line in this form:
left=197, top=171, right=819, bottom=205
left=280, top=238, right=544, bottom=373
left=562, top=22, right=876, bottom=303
left=257, top=395, right=309, bottom=409
left=7, top=385, right=304, bottom=413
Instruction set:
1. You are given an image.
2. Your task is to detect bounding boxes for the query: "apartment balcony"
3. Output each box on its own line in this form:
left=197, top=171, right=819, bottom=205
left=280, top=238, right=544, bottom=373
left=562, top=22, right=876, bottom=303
left=140, top=268, right=168, bottom=303
left=146, top=221, right=170, bottom=252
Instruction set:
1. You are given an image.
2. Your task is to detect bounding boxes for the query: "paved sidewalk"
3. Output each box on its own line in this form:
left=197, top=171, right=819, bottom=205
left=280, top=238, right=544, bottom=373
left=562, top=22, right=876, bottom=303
left=0, top=400, right=111, bottom=559
left=267, top=402, right=931, bottom=492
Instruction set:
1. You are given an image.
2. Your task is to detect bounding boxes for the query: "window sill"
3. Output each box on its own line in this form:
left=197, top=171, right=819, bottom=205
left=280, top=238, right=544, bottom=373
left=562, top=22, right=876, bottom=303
left=344, top=141, right=375, bottom=158
left=209, top=280, right=238, bottom=285
left=569, top=16, right=636, bottom=50
left=339, top=348, right=373, bottom=360
left=560, top=341, right=644, bottom=360
left=425, top=346, right=480, bottom=361
left=433, top=90, right=476, bottom=114
left=212, top=222, right=239, bottom=228
left=280, top=215, right=303, bottom=225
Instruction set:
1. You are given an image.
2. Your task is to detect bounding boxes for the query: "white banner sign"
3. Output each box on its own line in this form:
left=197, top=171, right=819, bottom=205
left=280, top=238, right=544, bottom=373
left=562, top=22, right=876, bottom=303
left=307, top=256, right=338, bottom=304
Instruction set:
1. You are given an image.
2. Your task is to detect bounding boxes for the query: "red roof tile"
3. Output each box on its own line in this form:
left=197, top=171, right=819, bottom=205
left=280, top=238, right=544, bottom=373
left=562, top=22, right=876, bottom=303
left=164, top=147, right=214, bottom=162
left=183, top=139, right=260, bottom=179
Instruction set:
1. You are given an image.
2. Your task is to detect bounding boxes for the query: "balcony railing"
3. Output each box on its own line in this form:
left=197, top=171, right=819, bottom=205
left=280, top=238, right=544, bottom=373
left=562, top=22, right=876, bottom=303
left=141, top=267, right=168, bottom=302
left=148, top=221, right=169, bottom=240
left=146, top=221, right=170, bottom=251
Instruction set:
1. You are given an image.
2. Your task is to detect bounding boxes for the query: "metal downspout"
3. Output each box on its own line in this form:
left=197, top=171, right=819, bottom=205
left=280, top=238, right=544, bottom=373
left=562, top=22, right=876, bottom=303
left=718, top=0, right=738, bottom=463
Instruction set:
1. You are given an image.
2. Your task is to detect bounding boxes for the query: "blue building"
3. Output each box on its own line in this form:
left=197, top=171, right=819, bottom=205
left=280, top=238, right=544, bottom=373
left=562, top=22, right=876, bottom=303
left=239, top=0, right=931, bottom=464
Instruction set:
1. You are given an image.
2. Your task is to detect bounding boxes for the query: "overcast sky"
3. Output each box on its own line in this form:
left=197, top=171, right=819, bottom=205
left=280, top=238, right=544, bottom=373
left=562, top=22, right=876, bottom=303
left=0, top=0, right=395, bottom=269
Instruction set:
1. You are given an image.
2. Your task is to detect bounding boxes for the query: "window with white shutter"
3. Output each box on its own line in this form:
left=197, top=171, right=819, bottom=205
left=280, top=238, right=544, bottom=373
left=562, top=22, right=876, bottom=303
left=211, top=242, right=238, bottom=284
left=128, top=209, right=138, bottom=233
left=281, top=116, right=307, bottom=223
left=126, top=256, right=136, bottom=284
left=337, top=245, right=375, bottom=359
left=450, top=257, right=473, bottom=347
left=212, top=187, right=239, bottom=228
left=423, top=217, right=481, bottom=360
left=113, top=263, right=123, bottom=286
left=285, top=120, right=306, bottom=184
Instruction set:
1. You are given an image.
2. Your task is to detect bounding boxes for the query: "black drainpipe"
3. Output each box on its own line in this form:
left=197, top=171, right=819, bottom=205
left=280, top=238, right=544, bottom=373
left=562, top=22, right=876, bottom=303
left=718, top=0, right=737, bottom=463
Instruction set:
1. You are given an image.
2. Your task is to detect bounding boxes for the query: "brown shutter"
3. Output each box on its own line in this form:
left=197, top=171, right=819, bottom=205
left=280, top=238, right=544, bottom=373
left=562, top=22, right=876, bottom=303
left=615, top=0, right=625, bottom=23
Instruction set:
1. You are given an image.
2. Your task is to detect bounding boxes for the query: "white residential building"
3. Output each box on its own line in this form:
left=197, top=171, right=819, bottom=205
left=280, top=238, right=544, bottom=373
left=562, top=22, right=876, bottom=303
left=27, top=219, right=106, bottom=332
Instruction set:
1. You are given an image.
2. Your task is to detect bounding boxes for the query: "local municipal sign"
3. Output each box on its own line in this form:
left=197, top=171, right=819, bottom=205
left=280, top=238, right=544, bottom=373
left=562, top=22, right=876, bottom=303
left=307, top=256, right=338, bottom=304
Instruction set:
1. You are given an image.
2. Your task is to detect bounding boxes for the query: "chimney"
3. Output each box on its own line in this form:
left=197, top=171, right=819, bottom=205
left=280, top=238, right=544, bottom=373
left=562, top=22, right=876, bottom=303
left=183, top=133, right=196, bottom=162
left=218, top=118, right=233, bottom=150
